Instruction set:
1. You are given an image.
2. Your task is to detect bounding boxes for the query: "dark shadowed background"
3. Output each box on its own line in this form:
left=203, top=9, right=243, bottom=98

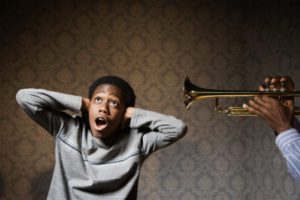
left=1, top=0, right=300, bottom=199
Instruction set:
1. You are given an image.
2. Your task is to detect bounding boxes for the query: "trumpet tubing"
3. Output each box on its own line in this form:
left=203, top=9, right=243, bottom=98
left=183, top=77, right=300, bottom=116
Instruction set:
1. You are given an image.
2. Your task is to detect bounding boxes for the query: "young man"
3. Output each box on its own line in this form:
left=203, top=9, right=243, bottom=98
left=16, top=75, right=187, bottom=200
left=244, top=76, right=300, bottom=181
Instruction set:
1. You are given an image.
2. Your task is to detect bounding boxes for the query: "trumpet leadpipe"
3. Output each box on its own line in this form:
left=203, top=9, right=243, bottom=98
left=183, top=77, right=300, bottom=116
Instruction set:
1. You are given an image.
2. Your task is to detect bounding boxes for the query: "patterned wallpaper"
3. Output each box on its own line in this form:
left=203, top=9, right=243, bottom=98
left=1, top=0, right=300, bottom=199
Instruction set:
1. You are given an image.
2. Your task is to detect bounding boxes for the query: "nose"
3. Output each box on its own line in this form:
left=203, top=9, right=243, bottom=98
left=99, top=102, right=109, bottom=114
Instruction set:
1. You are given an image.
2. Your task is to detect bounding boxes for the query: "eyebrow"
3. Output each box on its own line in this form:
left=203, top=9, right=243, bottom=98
left=94, top=91, right=122, bottom=100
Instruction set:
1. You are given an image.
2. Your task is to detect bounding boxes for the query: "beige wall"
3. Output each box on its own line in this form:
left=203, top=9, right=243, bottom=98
left=1, top=0, right=300, bottom=199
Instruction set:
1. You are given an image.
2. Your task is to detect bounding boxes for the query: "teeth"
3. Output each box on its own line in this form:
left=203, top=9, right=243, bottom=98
left=95, top=117, right=106, bottom=125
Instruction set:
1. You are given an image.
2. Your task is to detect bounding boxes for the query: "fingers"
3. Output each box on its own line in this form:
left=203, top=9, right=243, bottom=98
left=246, top=96, right=269, bottom=116
left=281, top=98, right=295, bottom=114
left=264, top=77, right=271, bottom=85
left=121, top=107, right=134, bottom=130
left=244, top=100, right=264, bottom=116
left=250, top=75, right=295, bottom=117
left=280, top=76, right=294, bottom=91
left=244, top=96, right=279, bottom=116
left=269, top=76, right=281, bottom=91
left=258, top=85, right=266, bottom=91
left=261, top=76, right=280, bottom=91
left=260, top=76, right=272, bottom=91
left=261, top=75, right=294, bottom=91
left=81, top=98, right=90, bottom=111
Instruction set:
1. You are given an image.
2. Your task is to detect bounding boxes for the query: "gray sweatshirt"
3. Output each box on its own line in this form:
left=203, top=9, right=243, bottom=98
left=16, top=89, right=187, bottom=200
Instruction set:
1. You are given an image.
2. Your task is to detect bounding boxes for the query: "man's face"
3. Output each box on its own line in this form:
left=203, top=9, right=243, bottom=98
left=88, top=84, right=126, bottom=139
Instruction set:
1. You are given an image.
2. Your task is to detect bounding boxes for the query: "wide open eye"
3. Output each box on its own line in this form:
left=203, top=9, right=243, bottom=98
left=95, top=97, right=102, bottom=104
left=109, top=100, right=119, bottom=107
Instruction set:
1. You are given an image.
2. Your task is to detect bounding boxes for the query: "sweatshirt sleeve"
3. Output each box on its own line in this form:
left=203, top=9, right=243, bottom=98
left=16, top=88, right=82, bottom=136
left=276, top=128, right=300, bottom=182
left=129, top=108, right=187, bottom=154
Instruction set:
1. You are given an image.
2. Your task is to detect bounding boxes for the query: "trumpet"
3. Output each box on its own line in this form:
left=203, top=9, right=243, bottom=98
left=183, top=77, right=300, bottom=116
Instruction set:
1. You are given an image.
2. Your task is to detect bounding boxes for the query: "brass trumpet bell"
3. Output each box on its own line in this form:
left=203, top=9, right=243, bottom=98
left=183, top=77, right=300, bottom=116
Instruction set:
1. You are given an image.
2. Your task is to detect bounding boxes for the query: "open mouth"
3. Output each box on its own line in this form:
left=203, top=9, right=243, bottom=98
left=95, top=117, right=107, bottom=129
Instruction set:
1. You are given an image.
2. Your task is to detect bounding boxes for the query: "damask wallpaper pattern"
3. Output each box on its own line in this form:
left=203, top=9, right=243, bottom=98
left=1, top=0, right=300, bottom=199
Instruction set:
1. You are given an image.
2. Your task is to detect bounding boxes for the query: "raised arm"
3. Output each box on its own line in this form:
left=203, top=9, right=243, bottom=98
left=128, top=108, right=187, bottom=154
left=16, top=88, right=83, bottom=136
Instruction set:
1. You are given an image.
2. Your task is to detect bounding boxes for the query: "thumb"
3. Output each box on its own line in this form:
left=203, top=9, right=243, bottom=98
left=287, top=100, right=295, bottom=112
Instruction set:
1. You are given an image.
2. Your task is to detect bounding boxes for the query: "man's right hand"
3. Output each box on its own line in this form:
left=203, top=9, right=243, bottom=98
left=244, top=76, right=295, bottom=134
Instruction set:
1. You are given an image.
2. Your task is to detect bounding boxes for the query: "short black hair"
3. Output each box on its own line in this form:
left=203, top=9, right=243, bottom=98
left=88, top=75, right=136, bottom=107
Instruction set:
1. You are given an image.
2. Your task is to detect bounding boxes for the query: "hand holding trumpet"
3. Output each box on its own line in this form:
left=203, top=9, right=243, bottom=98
left=244, top=76, right=295, bottom=134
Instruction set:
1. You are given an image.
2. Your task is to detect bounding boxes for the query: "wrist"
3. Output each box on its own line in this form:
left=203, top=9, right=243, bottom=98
left=276, top=125, right=294, bottom=135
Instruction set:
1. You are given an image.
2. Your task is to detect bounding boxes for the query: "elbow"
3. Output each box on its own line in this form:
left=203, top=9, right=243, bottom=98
left=16, top=89, right=26, bottom=105
left=16, top=88, right=33, bottom=107
left=178, top=121, right=188, bottom=138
